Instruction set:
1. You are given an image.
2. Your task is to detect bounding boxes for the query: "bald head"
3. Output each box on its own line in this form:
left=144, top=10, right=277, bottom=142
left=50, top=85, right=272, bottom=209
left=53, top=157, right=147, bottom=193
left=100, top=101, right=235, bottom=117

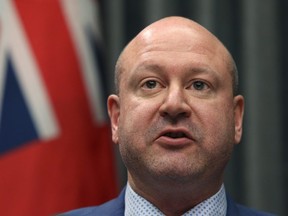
left=115, top=16, right=238, bottom=95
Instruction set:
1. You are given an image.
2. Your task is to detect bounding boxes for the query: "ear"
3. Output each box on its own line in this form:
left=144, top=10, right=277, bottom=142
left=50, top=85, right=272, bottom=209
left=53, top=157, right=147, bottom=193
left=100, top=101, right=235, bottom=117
left=107, top=94, right=120, bottom=144
left=233, top=95, right=244, bottom=144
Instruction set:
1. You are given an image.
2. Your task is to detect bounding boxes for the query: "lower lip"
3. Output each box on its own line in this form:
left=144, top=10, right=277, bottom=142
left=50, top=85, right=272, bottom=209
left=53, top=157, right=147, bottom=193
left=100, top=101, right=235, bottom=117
left=155, top=136, right=193, bottom=148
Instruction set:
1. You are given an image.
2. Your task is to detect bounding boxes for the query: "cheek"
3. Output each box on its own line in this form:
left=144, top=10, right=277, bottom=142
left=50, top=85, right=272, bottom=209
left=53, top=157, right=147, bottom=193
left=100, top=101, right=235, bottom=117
left=197, top=101, right=235, bottom=142
left=196, top=104, right=235, bottom=168
left=118, top=98, right=159, bottom=135
left=117, top=103, right=153, bottom=159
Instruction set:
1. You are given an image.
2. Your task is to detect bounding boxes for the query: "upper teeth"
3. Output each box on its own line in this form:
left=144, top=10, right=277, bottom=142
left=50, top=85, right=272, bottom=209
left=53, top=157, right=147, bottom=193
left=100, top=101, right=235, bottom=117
left=166, top=132, right=185, bottom=138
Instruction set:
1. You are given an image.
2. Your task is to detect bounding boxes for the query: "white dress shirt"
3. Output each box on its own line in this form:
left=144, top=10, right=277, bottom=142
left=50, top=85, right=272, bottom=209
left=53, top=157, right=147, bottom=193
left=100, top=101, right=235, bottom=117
left=124, top=183, right=227, bottom=216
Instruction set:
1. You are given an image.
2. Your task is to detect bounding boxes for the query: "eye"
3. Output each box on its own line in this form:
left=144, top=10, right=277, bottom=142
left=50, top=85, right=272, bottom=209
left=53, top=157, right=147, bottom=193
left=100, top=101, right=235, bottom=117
left=142, top=80, right=159, bottom=89
left=192, top=80, right=208, bottom=90
left=138, top=78, right=164, bottom=96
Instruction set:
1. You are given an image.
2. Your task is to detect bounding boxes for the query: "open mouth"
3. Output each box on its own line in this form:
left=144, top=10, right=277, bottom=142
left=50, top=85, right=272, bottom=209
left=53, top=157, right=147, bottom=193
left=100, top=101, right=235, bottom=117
left=157, top=129, right=193, bottom=148
left=164, top=132, right=187, bottom=139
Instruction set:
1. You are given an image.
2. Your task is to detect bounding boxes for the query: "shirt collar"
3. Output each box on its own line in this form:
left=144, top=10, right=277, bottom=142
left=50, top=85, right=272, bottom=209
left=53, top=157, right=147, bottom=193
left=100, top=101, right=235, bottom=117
left=124, top=183, right=227, bottom=216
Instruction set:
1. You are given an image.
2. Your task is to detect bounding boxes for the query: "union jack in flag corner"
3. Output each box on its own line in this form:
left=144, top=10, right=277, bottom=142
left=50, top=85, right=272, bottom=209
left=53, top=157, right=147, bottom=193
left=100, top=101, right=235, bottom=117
left=0, top=0, right=117, bottom=215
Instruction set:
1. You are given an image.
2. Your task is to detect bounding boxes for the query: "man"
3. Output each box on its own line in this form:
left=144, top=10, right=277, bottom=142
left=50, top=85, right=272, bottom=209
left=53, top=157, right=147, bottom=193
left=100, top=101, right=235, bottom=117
left=61, top=16, right=275, bottom=216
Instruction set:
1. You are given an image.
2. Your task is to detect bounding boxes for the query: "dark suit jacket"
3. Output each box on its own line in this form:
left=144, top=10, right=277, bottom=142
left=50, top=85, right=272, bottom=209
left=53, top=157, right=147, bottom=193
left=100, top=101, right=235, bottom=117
left=59, top=188, right=276, bottom=216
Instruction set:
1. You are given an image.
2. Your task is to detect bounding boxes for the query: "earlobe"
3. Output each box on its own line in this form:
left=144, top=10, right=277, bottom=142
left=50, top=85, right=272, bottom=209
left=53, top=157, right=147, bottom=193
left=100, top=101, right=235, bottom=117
left=233, top=95, right=245, bottom=144
left=107, top=94, right=120, bottom=144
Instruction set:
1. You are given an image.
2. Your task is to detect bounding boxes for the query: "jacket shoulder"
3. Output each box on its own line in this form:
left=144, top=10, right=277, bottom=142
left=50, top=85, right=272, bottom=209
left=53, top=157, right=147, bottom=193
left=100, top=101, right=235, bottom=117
left=234, top=203, right=277, bottom=216
left=58, top=189, right=125, bottom=216
left=227, top=194, right=277, bottom=216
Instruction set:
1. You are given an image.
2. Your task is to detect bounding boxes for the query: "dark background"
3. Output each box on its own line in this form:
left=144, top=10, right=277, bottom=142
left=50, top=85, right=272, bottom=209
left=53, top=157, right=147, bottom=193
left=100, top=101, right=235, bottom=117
left=100, top=1, right=287, bottom=215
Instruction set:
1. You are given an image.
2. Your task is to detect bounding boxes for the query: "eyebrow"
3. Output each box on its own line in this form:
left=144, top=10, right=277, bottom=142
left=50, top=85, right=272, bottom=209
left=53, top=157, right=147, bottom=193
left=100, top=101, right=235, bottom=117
left=133, top=63, right=162, bottom=74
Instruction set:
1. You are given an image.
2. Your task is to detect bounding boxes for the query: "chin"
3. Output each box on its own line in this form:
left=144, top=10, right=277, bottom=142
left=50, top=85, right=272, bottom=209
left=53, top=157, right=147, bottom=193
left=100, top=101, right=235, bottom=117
left=148, top=160, right=207, bottom=183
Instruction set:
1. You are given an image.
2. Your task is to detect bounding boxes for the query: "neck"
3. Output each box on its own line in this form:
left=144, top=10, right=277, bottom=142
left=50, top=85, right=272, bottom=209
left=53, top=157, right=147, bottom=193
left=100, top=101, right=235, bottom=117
left=128, top=173, right=223, bottom=216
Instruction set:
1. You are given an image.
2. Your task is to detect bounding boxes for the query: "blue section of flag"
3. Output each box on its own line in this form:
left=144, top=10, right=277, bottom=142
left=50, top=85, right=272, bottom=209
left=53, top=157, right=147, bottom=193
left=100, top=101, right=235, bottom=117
left=0, top=56, right=38, bottom=154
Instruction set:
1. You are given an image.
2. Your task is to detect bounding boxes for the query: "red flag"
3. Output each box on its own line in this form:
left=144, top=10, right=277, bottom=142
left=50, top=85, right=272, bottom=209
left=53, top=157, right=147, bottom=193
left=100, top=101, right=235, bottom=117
left=0, top=0, right=118, bottom=215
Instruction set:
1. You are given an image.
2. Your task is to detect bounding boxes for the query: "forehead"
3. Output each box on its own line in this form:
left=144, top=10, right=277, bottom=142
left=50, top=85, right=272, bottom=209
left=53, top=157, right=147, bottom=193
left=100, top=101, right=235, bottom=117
left=118, top=19, right=231, bottom=85
left=136, top=24, right=219, bottom=55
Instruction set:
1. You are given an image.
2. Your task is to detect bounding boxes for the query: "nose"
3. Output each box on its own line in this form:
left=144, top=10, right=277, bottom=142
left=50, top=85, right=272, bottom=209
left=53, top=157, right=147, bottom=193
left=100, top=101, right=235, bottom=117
left=159, top=86, right=191, bottom=120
